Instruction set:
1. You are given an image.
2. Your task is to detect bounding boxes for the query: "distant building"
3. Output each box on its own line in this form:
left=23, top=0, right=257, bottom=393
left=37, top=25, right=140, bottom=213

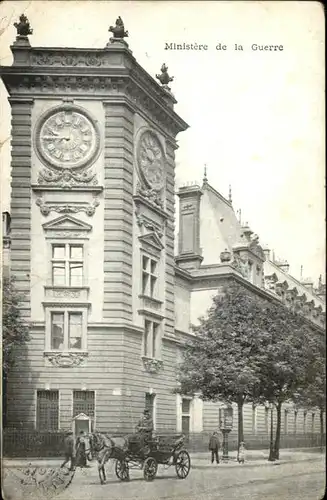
left=1, top=21, right=325, bottom=440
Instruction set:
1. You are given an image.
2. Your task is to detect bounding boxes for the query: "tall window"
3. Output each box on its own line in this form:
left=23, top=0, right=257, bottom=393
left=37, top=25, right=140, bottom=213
left=142, top=255, right=158, bottom=297
left=36, top=390, right=59, bottom=431
left=73, top=391, right=95, bottom=418
left=50, top=311, right=83, bottom=350
left=311, top=413, right=315, bottom=433
left=303, top=411, right=307, bottom=433
left=144, top=320, right=160, bottom=358
left=51, top=244, right=84, bottom=286
left=294, top=411, right=298, bottom=434
left=181, top=398, right=191, bottom=434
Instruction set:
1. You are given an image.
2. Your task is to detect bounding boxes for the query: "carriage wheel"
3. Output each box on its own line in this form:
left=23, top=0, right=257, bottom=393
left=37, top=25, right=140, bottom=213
left=143, top=457, right=158, bottom=481
left=115, top=459, right=130, bottom=481
left=175, top=450, right=191, bottom=479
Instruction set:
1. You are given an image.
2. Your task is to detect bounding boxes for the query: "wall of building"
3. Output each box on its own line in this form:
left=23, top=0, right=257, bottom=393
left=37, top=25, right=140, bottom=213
left=190, top=288, right=216, bottom=326
left=175, top=280, right=191, bottom=332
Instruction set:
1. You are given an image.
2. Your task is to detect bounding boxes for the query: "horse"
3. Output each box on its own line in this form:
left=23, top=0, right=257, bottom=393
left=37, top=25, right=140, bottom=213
left=88, top=432, right=129, bottom=484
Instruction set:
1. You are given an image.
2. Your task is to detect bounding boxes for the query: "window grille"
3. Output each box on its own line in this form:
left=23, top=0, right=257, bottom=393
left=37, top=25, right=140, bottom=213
left=36, top=390, right=59, bottom=431
left=73, top=391, right=95, bottom=418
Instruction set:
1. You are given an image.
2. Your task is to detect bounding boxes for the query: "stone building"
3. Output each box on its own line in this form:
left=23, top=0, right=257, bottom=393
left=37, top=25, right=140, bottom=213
left=1, top=17, right=325, bottom=440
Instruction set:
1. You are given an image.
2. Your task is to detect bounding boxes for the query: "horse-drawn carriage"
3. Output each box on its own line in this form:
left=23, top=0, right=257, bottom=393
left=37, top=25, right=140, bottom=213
left=89, top=432, right=191, bottom=484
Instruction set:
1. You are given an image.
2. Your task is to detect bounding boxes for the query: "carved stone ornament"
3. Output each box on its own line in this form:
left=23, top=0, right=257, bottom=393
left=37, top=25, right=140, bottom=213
left=231, top=255, right=250, bottom=278
left=249, top=240, right=265, bottom=261
left=45, top=352, right=87, bottom=367
left=156, top=63, right=174, bottom=91
left=135, top=210, right=164, bottom=237
left=137, top=131, right=165, bottom=191
left=181, top=203, right=194, bottom=213
left=264, top=274, right=278, bottom=291
left=220, top=249, right=232, bottom=263
left=14, top=14, right=33, bottom=37
left=38, top=167, right=98, bottom=188
left=36, top=195, right=100, bottom=216
left=34, top=105, right=101, bottom=172
left=108, top=16, right=129, bottom=40
left=4, top=74, right=186, bottom=137
left=53, top=289, right=81, bottom=299
left=136, top=182, right=164, bottom=208
left=142, top=356, right=163, bottom=374
left=31, top=52, right=103, bottom=67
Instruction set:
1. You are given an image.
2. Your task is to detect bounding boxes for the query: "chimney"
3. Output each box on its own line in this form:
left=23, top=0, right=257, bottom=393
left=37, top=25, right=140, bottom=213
left=263, top=248, right=271, bottom=260
left=175, top=184, right=203, bottom=270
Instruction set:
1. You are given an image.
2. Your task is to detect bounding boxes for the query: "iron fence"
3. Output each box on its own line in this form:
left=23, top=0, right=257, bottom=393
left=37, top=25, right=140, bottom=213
left=3, top=428, right=325, bottom=457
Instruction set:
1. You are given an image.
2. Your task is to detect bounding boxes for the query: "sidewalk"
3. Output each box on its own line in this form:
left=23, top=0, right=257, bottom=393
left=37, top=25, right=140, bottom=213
left=3, top=448, right=324, bottom=469
left=190, top=447, right=325, bottom=468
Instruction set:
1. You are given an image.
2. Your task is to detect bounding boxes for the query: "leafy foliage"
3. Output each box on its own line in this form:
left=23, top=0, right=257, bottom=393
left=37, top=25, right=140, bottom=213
left=178, top=281, right=320, bottom=458
left=179, top=283, right=271, bottom=405
left=2, top=277, right=30, bottom=374
left=293, top=333, right=326, bottom=411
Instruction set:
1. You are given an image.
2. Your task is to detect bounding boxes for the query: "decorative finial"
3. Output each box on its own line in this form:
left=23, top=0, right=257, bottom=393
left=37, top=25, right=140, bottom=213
left=203, top=164, right=208, bottom=184
left=300, top=265, right=303, bottom=278
left=228, top=184, right=232, bottom=204
left=108, top=16, right=129, bottom=45
left=14, top=14, right=33, bottom=37
left=156, top=64, right=174, bottom=90
left=237, top=208, right=242, bottom=224
left=318, top=274, right=322, bottom=287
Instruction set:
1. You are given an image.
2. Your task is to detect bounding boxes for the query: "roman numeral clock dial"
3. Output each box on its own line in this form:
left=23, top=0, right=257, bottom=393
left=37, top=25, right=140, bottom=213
left=137, top=131, right=165, bottom=191
left=35, top=107, right=100, bottom=170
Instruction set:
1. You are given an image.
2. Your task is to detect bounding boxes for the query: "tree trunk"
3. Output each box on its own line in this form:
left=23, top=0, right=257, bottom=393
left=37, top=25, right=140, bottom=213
left=268, top=405, right=275, bottom=461
left=273, top=401, right=282, bottom=460
left=237, top=397, right=244, bottom=461
left=319, top=408, right=324, bottom=452
left=2, top=370, right=7, bottom=427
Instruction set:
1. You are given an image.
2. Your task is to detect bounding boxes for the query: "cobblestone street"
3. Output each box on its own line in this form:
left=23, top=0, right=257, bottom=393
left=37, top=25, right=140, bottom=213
left=3, top=452, right=325, bottom=500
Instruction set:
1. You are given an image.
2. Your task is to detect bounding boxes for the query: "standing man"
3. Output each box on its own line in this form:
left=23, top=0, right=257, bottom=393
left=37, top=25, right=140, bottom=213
left=136, top=409, right=154, bottom=453
left=61, top=431, right=76, bottom=471
left=208, top=431, right=220, bottom=464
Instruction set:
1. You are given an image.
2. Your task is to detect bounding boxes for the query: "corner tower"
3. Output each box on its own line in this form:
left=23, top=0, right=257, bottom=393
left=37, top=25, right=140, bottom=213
left=1, top=16, right=188, bottom=432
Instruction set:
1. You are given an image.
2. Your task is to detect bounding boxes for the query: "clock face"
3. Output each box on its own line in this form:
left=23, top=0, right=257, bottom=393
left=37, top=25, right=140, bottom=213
left=137, top=131, right=165, bottom=190
left=36, top=107, right=99, bottom=170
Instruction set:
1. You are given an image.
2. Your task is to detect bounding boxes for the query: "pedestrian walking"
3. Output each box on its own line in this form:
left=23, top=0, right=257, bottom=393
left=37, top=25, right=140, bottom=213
left=60, top=431, right=76, bottom=471
left=238, top=441, right=246, bottom=464
left=208, top=431, right=220, bottom=464
left=75, top=430, right=87, bottom=467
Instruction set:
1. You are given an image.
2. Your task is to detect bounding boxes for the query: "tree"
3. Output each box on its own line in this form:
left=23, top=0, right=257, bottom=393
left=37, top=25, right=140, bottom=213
left=2, top=277, right=30, bottom=374
left=254, top=302, right=318, bottom=461
left=2, top=277, right=30, bottom=425
left=178, top=282, right=270, bottom=458
left=293, top=334, right=326, bottom=451
left=178, top=281, right=318, bottom=461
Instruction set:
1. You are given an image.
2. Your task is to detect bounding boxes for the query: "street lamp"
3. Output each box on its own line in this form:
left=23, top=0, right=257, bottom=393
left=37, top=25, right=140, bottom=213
left=219, top=405, right=233, bottom=463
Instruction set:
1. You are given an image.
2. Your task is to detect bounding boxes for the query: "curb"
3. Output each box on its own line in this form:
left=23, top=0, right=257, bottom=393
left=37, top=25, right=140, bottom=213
left=191, top=456, right=324, bottom=469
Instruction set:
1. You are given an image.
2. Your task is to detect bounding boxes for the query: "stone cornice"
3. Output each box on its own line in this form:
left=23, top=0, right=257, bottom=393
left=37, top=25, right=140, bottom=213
left=0, top=47, right=189, bottom=137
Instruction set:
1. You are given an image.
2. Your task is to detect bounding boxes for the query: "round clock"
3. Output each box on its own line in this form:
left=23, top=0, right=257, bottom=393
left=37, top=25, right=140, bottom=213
left=35, top=106, right=100, bottom=170
left=137, top=131, right=165, bottom=190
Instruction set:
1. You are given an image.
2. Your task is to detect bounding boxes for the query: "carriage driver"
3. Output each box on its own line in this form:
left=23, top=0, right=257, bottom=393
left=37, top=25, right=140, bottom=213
left=135, top=409, right=154, bottom=452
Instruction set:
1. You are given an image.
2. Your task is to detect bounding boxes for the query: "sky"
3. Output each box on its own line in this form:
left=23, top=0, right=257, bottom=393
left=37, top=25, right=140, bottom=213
left=0, top=1, right=325, bottom=284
